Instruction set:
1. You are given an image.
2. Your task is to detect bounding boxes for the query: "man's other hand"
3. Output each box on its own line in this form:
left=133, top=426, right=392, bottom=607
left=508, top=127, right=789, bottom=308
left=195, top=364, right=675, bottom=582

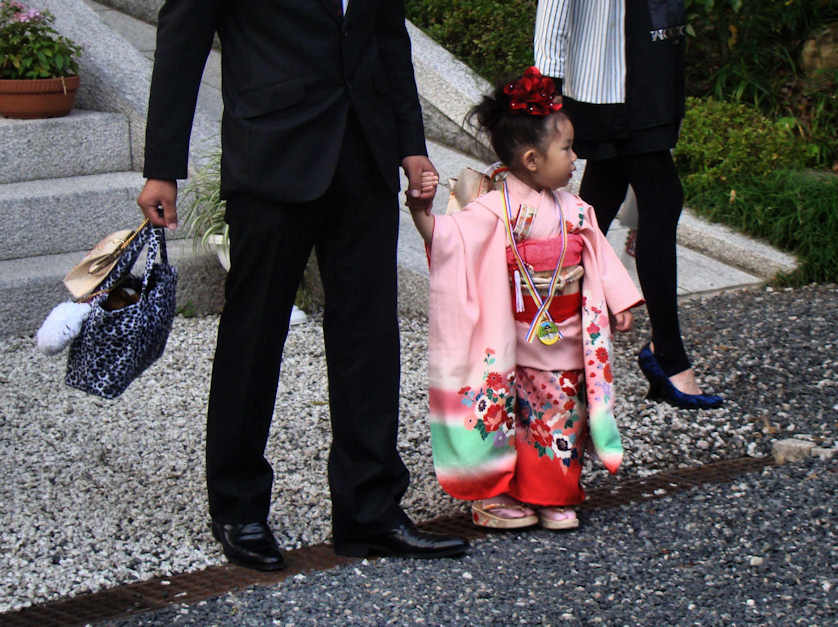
left=137, top=179, right=178, bottom=230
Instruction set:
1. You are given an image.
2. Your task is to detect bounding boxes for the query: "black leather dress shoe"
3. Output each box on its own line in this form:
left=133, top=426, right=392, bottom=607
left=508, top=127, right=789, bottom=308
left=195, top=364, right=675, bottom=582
left=335, top=521, right=468, bottom=559
left=211, top=521, right=286, bottom=571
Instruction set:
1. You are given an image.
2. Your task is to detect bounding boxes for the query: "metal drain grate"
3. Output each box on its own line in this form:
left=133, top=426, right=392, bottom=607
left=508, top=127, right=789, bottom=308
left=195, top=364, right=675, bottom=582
left=1, top=456, right=773, bottom=626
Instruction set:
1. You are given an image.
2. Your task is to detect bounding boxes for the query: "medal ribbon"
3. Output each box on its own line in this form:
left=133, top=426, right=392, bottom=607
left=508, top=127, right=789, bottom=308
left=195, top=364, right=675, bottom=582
left=502, top=181, right=568, bottom=343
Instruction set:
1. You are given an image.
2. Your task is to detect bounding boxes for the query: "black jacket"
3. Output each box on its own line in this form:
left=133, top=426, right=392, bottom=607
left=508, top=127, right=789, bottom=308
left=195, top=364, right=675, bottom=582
left=143, top=0, right=426, bottom=202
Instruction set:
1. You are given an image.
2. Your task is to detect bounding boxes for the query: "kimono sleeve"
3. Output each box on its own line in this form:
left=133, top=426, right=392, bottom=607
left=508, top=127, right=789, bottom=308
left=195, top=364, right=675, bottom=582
left=583, top=203, right=644, bottom=315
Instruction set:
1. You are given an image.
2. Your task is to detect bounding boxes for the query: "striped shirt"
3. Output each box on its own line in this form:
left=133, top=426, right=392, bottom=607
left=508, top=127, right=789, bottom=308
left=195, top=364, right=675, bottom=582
left=534, top=0, right=627, bottom=104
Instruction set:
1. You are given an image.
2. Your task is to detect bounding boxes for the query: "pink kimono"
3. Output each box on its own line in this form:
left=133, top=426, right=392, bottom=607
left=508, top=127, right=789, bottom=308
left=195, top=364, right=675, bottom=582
left=428, top=174, right=642, bottom=506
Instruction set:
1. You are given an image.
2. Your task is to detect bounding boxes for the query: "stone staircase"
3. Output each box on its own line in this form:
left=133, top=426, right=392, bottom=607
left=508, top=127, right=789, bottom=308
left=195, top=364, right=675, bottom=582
left=0, top=111, right=224, bottom=337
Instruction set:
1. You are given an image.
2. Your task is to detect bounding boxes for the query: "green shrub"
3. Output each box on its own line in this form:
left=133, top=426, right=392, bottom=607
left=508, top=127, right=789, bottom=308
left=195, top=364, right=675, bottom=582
left=684, top=0, right=838, bottom=168
left=682, top=169, right=838, bottom=284
left=676, top=98, right=837, bottom=284
left=674, top=97, right=807, bottom=188
left=405, top=0, right=536, bottom=83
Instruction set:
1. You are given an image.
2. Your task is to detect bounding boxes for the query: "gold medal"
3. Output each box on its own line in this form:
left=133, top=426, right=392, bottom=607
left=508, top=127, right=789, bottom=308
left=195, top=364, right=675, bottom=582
left=536, top=320, right=560, bottom=345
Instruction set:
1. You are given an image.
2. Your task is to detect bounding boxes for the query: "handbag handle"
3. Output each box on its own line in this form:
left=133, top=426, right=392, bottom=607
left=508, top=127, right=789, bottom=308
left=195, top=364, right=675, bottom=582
left=140, top=226, right=168, bottom=291
left=92, top=224, right=169, bottom=302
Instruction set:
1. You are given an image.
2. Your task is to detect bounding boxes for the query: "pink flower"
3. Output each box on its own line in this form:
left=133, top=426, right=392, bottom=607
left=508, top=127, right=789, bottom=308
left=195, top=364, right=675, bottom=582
left=15, top=8, right=41, bottom=22
left=463, top=414, right=477, bottom=430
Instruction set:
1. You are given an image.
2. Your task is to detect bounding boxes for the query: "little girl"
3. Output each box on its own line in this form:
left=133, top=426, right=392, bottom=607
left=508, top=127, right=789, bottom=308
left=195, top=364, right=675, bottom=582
left=410, top=67, right=643, bottom=530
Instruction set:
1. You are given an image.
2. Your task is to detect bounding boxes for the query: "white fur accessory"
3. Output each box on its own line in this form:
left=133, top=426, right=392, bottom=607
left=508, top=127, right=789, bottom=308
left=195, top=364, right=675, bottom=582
left=36, top=301, right=92, bottom=355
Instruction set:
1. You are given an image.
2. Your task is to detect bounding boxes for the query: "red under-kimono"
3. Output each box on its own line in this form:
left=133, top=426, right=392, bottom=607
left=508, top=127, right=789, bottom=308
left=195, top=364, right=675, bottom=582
left=428, top=174, right=642, bottom=506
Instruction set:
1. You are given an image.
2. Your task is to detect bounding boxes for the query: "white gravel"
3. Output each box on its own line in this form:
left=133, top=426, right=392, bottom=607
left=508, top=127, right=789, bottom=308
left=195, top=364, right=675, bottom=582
left=1, top=283, right=836, bottom=612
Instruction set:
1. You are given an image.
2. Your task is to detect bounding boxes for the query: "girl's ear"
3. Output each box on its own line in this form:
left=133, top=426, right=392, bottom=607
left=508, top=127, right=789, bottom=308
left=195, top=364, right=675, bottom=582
left=521, top=147, right=539, bottom=173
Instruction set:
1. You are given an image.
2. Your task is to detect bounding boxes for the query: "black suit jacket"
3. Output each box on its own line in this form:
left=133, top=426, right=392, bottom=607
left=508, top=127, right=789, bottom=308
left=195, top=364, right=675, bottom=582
left=143, top=0, right=427, bottom=203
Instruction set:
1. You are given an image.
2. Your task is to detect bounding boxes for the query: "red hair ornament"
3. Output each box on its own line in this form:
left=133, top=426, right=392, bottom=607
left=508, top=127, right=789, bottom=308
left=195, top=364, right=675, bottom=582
left=504, top=66, right=562, bottom=117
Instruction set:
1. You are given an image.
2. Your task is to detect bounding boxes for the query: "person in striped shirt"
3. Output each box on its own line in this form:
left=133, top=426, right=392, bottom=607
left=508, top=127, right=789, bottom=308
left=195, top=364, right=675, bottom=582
left=535, top=0, right=722, bottom=410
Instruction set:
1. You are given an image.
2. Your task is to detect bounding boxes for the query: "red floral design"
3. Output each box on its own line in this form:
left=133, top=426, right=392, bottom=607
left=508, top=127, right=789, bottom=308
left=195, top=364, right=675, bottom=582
left=563, top=371, right=579, bottom=385
left=530, top=419, right=553, bottom=447
left=458, top=386, right=471, bottom=395
left=485, top=372, right=504, bottom=390
left=483, top=403, right=505, bottom=432
left=596, top=347, right=609, bottom=363
left=503, top=66, right=563, bottom=117
left=563, top=399, right=576, bottom=412
left=587, top=322, right=600, bottom=335
left=603, top=364, right=613, bottom=383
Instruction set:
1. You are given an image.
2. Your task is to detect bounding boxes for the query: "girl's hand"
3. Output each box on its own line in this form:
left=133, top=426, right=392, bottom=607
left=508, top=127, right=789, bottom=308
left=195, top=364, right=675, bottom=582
left=613, top=310, right=633, bottom=332
left=421, top=170, right=439, bottom=196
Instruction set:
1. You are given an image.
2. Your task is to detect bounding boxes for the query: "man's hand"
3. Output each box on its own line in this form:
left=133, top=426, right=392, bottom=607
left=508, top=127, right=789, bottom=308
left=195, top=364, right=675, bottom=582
left=137, top=179, right=178, bottom=230
left=401, top=155, right=438, bottom=214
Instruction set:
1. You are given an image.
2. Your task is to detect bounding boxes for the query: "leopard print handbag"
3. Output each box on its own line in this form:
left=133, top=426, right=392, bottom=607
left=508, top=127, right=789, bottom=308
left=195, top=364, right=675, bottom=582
left=65, top=224, right=178, bottom=399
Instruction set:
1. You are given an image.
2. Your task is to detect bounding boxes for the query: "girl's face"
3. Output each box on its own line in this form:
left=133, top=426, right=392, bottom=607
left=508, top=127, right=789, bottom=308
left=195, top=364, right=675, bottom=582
left=527, top=116, right=577, bottom=191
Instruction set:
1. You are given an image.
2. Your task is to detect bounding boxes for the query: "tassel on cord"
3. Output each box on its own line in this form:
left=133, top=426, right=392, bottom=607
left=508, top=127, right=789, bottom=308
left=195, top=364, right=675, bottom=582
left=514, top=270, right=524, bottom=312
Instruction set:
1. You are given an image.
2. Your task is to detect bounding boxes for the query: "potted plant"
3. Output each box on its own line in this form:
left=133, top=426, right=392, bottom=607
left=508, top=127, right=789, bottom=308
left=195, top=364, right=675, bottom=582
left=181, top=149, right=310, bottom=324
left=0, top=0, right=82, bottom=118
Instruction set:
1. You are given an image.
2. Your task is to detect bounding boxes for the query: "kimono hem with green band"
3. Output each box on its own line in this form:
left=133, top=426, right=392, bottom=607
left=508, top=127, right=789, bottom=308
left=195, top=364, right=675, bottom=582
left=427, top=174, right=643, bottom=502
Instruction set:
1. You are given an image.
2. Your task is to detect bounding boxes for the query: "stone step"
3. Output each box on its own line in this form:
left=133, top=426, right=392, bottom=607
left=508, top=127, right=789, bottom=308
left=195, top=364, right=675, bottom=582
left=0, top=171, right=157, bottom=261
left=0, top=110, right=132, bottom=184
left=0, top=239, right=226, bottom=338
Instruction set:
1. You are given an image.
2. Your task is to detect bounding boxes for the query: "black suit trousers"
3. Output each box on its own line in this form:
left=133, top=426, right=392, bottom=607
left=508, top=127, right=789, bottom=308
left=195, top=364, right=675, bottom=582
left=205, top=115, right=410, bottom=541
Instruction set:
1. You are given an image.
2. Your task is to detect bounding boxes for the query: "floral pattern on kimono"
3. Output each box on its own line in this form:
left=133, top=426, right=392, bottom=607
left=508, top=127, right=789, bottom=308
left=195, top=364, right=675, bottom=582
left=428, top=175, right=642, bottom=501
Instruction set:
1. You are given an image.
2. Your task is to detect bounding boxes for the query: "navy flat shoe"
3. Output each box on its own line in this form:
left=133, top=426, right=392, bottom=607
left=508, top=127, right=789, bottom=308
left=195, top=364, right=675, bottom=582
left=637, top=343, right=723, bottom=410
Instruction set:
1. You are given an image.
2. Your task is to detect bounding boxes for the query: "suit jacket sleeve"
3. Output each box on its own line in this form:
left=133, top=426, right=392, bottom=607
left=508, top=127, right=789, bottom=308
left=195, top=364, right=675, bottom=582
left=375, top=3, right=427, bottom=159
left=143, top=0, right=222, bottom=181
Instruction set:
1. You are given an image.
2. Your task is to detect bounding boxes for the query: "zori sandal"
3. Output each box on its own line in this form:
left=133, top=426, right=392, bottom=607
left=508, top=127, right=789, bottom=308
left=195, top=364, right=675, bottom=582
left=471, top=499, right=539, bottom=529
left=538, top=507, right=579, bottom=530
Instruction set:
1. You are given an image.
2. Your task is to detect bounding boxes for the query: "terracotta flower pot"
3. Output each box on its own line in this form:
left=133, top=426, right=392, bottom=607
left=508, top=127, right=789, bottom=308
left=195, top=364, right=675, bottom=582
left=0, top=75, right=80, bottom=119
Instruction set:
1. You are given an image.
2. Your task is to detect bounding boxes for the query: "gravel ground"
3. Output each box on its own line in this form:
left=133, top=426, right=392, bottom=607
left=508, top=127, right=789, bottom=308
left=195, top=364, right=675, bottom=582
left=109, top=456, right=837, bottom=626
left=1, top=283, right=836, bottom=613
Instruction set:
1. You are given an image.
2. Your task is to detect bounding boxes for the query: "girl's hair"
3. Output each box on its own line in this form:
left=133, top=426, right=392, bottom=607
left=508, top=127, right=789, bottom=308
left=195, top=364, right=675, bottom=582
left=468, top=75, right=568, bottom=170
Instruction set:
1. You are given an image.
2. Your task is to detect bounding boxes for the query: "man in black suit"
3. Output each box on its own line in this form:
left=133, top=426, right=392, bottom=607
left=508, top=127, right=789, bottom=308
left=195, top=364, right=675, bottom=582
left=137, top=0, right=467, bottom=571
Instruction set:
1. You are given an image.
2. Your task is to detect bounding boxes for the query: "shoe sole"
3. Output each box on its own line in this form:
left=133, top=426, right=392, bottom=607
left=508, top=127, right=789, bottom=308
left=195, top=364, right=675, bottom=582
left=471, top=506, right=539, bottom=529
left=334, top=543, right=468, bottom=559
left=538, top=516, right=580, bottom=530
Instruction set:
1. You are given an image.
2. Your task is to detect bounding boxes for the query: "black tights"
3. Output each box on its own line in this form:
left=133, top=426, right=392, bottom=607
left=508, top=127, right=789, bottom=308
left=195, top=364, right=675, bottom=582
left=579, top=150, right=691, bottom=376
